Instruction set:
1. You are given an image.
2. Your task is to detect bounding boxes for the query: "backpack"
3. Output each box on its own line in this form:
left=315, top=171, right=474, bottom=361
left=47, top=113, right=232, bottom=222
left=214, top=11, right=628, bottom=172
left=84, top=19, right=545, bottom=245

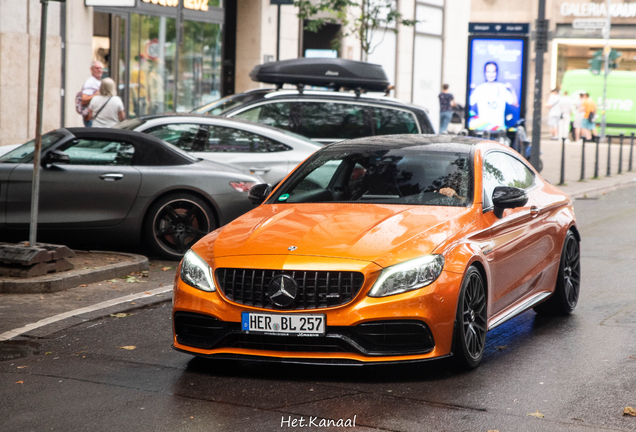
left=75, top=91, right=89, bottom=119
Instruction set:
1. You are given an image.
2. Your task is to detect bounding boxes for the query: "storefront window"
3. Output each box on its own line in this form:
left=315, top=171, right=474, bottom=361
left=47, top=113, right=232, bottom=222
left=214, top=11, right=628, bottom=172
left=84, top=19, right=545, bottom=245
left=129, top=14, right=177, bottom=118
left=178, top=21, right=222, bottom=112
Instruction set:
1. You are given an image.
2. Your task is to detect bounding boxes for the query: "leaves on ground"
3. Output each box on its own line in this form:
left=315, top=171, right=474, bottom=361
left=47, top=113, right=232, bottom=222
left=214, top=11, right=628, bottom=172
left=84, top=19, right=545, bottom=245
left=527, top=410, right=545, bottom=418
left=79, top=284, right=87, bottom=287
left=624, top=407, right=636, bottom=417
left=495, top=345, right=508, bottom=351
left=119, top=346, right=136, bottom=350
left=17, top=366, right=27, bottom=369
left=161, top=267, right=174, bottom=271
left=141, top=271, right=149, bottom=277
left=15, top=381, right=23, bottom=384
left=125, top=276, right=146, bottom=283
left=108, top=279, right=119, bottom=283
left=110, top=313, right=132, bottom=318
left=45, top=352, right=52, bottom=355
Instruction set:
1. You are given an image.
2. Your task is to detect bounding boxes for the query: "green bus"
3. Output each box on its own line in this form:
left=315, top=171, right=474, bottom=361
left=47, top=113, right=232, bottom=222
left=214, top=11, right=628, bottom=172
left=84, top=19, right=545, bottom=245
left=560, top=69, right=636, bottom=137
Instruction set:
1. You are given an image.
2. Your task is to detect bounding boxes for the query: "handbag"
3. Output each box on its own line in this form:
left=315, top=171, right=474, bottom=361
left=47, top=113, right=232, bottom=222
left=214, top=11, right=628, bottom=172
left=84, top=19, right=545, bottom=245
left=93, top=97, right=113, bottom=121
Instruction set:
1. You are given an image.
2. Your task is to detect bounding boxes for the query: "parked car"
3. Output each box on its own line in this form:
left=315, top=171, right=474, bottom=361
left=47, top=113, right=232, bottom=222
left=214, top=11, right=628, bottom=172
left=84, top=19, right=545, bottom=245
left=0, top=128, right=262, bottom=259
left=172, top=134, right=580, bottom=368
left=0, top=144, right=19, bottom=157
left=192, top=58, right=435, bottom=144
left=115, top=114, right=322, bottom=185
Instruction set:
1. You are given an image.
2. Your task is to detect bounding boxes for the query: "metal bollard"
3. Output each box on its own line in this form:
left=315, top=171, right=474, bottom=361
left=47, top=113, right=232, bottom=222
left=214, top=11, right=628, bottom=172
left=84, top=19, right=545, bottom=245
left=629, top=133, right=634, bottom=172
left=607, top=135, right=612, bottom=177
left=559, top=137, right=566, bottom=185
left=484, top=130, right=491, bottom=140
left=619, top=134, right=624, bottom=174
left=580, top=137, right=586, bottom=181
left=594, top=136, right=600, bottom=178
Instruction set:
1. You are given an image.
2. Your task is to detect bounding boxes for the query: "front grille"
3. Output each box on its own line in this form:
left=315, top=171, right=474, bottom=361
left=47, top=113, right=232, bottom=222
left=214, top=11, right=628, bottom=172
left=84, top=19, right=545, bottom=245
left=215, top=268, right=365, bottom=310
left=175, top=312, right=435, bottom=356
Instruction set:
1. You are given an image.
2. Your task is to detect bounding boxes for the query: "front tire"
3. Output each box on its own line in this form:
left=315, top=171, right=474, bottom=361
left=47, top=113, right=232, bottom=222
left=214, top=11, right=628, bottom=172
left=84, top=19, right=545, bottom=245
left=534, top=230, right=580, bottom=315
left=453, top=266, right=487, bottom=369
left=144, top=193, right=216, bottom=260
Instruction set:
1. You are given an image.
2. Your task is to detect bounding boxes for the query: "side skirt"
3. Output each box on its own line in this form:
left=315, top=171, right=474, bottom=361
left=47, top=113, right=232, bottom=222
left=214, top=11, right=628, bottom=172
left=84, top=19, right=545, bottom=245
left=487, top=291, right=552, bottom=331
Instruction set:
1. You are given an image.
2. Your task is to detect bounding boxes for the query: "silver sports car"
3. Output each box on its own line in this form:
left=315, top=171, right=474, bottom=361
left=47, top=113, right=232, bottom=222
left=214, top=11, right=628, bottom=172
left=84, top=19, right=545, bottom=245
left=0, top=128, right=262, bottom=259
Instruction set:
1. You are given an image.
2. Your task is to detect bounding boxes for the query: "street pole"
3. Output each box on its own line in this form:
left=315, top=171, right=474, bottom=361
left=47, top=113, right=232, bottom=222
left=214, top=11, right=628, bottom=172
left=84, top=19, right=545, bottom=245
left=531, top=0, right=548, bottom=172
left=29, top=0, right=50, bottom=247
left=600, top=0, right=612, bottom=141
left=276, top=4, right=281, bottom=61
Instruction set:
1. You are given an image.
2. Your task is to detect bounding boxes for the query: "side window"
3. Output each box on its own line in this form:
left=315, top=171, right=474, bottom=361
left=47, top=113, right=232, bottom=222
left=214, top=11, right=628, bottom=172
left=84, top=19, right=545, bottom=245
left=291, top=160, right=342, bottom=196
left=483, top=152, right=534, bottom=208
left=60, top=139, right=134, bottom=166
left=299, top=102, right=370, bottom=140
left=232, top=102, right=292, bottom=131
left=207, top=127, right=292, bottom=153
left=144, top=124, right=207, bottom=151
left=372, top=107, right=419, bottom=135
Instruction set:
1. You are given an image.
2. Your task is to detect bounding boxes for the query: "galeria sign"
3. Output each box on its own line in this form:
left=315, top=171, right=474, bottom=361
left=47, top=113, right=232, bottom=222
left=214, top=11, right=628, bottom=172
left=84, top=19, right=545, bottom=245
left=561, top=2, right=636, bottom=17
left=141, top=0, right=209, bottom=11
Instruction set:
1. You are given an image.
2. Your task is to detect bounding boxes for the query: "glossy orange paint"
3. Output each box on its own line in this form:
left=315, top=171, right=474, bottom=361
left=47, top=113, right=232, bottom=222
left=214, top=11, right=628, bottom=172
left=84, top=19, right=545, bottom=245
left=172, top=140, right=577, bottom=364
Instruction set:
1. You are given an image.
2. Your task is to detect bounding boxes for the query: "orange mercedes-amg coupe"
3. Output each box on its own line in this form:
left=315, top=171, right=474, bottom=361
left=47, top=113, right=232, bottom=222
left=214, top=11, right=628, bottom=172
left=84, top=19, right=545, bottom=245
left=172, top=135, right=580, bottom=368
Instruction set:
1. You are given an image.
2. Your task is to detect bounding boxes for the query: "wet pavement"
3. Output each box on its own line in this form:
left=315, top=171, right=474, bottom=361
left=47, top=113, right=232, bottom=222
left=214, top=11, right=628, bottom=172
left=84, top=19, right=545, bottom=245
left=1, top=185, right=636, bottom=431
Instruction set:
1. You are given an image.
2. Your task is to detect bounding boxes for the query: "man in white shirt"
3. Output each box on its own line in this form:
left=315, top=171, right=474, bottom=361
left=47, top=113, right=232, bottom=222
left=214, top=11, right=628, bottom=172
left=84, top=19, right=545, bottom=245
left=469, top=62, right=518, bottom=131
left=80, top=61, right=103, bottom=127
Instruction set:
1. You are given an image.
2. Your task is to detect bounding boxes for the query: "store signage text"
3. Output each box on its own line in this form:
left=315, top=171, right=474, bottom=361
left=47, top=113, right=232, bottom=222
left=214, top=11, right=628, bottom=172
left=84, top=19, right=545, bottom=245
left=561, top=2, right=636, bottom=18
left=141, top=0, right=210, bottom=11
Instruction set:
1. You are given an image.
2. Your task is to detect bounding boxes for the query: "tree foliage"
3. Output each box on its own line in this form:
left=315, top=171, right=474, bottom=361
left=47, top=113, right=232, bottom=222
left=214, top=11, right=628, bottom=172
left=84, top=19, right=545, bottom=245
left=294, top=0, right=417, bottom=60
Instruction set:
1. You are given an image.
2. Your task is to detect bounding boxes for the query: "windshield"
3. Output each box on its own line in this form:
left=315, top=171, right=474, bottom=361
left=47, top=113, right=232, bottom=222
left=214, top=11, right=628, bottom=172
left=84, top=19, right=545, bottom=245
left=269, top=145, right=472, bottom=207
left=0, top=132, right=65, bottom=163
left=191, top=93, right=264, bottom=115
left=114, top=118, right=145, bottom=130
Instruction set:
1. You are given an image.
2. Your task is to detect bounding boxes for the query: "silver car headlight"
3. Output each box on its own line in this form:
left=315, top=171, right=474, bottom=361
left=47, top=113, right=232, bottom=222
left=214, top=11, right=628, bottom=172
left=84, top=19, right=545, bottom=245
left=368, top=255, right=445, bottom=298
left=180, top=250, right=215, bottom=292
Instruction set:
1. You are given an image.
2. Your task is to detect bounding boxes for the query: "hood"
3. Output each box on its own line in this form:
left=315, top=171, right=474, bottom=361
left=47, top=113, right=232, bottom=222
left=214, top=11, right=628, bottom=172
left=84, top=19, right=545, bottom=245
left=194, top=203, right=473, bottom=268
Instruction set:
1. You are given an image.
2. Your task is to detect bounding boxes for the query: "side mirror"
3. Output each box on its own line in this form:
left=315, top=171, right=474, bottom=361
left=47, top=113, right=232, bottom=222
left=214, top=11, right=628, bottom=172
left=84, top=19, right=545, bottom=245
left=492, top=186, right=528, bottom=218
left=43, top=149, right=70, bottom=167
left=248, top=183, right=272, bottom=205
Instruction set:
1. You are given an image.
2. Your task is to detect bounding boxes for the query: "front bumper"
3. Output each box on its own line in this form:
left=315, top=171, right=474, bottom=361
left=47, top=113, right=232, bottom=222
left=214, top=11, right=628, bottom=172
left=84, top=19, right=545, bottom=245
left=172, top=256, right=464, bottom=364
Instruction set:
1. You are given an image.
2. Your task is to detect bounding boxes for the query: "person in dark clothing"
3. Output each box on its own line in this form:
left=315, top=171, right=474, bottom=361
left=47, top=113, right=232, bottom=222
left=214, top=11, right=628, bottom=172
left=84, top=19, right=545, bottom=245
left=438, top=84, right=455, bottom=134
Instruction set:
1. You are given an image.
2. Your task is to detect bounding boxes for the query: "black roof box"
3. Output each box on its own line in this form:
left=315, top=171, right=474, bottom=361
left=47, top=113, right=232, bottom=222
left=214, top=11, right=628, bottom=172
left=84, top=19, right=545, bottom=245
left=249, top=58, right=390, bottom=92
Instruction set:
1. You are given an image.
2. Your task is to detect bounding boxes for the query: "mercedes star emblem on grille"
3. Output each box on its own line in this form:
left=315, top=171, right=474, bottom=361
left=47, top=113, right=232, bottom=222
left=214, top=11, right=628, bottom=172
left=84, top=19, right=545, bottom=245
left=288, top=246, right=297, bottom=251
left=268, top=275, right=298, bottom=308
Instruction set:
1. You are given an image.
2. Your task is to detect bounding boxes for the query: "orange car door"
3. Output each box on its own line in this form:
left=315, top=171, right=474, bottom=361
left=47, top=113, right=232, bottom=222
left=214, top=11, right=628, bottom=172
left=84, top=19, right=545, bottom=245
left=482, top=152, right=548, bottom=316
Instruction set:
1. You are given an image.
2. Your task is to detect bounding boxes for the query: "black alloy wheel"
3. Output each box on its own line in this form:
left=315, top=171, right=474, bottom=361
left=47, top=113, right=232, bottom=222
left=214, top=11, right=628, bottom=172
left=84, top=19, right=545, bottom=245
left=453, top=266, right=487, bottom=369
left=534, top=230, right=581, bottom=315
left=144, top=193, right=216, bottom=260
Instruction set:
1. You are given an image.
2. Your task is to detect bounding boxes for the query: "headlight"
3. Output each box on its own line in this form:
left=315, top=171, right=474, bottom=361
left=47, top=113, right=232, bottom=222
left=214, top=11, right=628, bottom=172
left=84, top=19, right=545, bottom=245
left=368, top=255, right=445, bottom=298
left=180, top=250, right=215, bottom=292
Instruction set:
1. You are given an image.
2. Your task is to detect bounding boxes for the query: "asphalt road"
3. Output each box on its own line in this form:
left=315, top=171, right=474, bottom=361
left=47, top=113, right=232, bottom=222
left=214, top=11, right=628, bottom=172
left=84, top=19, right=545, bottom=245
left=2, top=187, right=636, bottom=432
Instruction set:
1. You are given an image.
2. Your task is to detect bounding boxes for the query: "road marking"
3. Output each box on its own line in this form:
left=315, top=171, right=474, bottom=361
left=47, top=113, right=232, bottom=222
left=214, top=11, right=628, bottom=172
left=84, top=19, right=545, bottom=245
left=0, top=286, right=172, bottom=341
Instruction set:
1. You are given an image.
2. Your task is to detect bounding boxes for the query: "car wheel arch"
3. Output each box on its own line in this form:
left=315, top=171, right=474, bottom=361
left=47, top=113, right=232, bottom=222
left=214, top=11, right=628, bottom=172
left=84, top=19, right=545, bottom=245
left=141, top=188, right=220, bottom=231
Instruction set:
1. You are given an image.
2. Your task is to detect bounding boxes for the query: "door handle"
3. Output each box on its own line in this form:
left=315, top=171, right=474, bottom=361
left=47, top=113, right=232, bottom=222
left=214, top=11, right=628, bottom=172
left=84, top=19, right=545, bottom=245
left=249, top=167, right=271, bottom=174
left=100, top=173, right=124, bottom=181
left=530, top=206, right=540, bottom=216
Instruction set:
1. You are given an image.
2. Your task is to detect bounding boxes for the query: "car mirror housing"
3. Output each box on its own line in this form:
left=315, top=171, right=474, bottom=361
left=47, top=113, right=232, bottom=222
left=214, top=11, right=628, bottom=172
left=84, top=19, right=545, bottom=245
left=43, top=149, right=70, bottom=167
left=248, top=183, right=272, bottom=205
left=492, top=186, right=528, bottom=218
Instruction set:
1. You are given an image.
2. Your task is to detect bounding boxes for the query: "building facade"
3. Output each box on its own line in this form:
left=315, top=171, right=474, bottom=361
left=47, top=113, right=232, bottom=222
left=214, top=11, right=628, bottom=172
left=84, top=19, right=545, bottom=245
left=0, top=0, right=471, bottom=147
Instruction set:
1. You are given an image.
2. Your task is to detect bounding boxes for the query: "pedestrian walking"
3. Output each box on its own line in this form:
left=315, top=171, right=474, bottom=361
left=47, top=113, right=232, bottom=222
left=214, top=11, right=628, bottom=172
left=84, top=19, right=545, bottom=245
left=77, top=61, right=103, bottom=127
left=580, top=93, right=597, bottom=140
left=438, top=84, right=455, bottom=134
left=558, top=90, right=574, bottom=140
left=546, top=88, right=561, bottom=140
left=573, top=93, right=585, bottom=141
left=86, top=78, right=125, bottom=128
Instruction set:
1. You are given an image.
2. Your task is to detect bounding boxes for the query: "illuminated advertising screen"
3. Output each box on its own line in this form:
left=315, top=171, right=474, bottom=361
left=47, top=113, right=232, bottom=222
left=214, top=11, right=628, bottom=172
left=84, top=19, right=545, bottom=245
left=467, top=38, right=526, bottom=132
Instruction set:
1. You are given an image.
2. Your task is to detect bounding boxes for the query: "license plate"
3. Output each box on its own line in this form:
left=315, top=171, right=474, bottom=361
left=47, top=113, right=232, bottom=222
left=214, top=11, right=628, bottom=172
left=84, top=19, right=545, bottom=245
left=241, top=312, right=326, bottom=336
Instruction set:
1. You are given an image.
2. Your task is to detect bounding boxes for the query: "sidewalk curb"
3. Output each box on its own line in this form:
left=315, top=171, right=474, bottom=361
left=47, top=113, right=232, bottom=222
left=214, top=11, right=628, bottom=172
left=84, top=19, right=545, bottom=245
left=0, top=251, right=149, bottom=294
left=568, top=177, right=636, bottom=199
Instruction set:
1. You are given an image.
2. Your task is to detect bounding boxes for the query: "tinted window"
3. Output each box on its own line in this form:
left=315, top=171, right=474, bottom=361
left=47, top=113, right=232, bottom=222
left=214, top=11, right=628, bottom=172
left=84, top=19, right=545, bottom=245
left=483, top=152, right=534, bottom=208
left=233, top=102, right=292, bottom=131
left=272, top=146, right=471, bottom=207
left=298, top=102, right=369, bottom=140
left=60, top=139, right=134, bottom=166
left=207, top=127, right=291, bottom=153
left=144, top=124, right=203, bottom=150
left=0, top=132, right=65, bottom=163
left=373, top=107, right=419, bottom=135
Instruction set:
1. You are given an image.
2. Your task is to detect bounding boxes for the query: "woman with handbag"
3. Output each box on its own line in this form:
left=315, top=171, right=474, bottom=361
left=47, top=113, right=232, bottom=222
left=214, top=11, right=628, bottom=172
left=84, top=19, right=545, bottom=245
left=86, top=78, right=125, bottom=128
